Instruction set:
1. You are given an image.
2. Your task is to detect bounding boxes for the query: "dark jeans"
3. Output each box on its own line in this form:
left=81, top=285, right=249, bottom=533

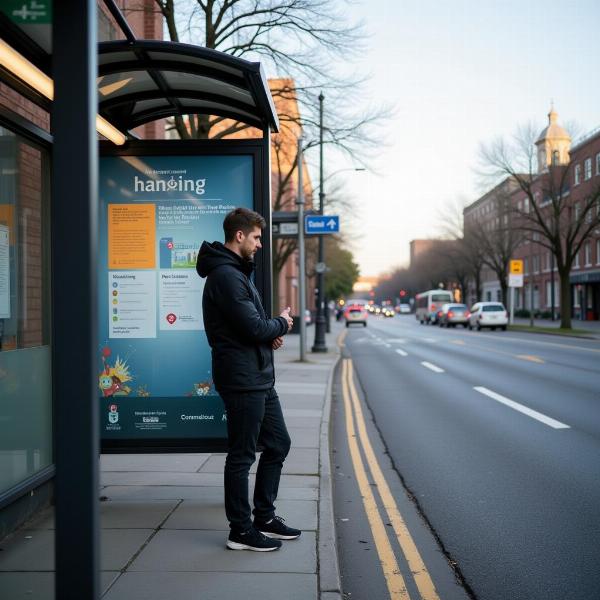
left=220, top=387, right=291, bottom=533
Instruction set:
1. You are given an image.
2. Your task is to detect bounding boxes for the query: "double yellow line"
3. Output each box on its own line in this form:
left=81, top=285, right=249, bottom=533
left=341, top=356, right=440, bottom=600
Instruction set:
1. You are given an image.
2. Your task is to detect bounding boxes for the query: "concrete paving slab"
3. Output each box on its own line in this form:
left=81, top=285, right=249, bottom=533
left=280, top=416, right=322, bottom=428
left=278, top=383, right=327, bottom=396
left=101, top=471, right=223, bottom=487
left=100, top=454, right=211, bottom=472
left=198, top=448, right=319, bottom=475
left=103, top=572, right=317, bottom=600
left=287, top=426, right=320, bottom=448
left=284, top=408, right=323, bottom=418
left=0, top=529, right=54, bottom=571
left=162, top=499, right=317, bottom=531
left=267, top=486, right=317, bottom=501
left=103, top=483, right=317, bottom=502
left=101, top=529, right=155, bottom=571
left=129, top=529, right=316, bottom=574
left=101, top=485, right=224, bottom=502
left=21, top=501, right=177, bottom=531
left=99, top=501, right=178, bottom=529
left=0, top=571, right=120, bottom=599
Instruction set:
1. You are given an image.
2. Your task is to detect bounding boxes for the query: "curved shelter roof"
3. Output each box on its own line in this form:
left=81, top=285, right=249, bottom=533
left=98, top=40, right=279, bottom=134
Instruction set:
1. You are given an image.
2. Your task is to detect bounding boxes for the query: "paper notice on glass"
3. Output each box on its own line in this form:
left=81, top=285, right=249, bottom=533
left=109, top=271, right=157, bottom=338
left=0, top=224, right=9, bottom=319
left=159, top=270, right=204, bottom=331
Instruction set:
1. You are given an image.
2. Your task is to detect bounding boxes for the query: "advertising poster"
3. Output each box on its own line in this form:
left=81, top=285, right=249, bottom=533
left=99, top=154, right=253, bottom=444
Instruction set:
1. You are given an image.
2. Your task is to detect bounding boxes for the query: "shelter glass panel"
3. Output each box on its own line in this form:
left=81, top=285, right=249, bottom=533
left=0, top=126, right=52, bottom=496
left=161, top=72, right=255, bottom=106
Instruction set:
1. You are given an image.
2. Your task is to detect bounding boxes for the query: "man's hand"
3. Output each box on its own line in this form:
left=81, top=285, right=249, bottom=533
left=272, top=337, right=284, bottom=350
left=280, top=306, right=293, bottom=331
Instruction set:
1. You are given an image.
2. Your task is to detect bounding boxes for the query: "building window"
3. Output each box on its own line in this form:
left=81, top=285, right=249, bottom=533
left=552, top=150, right=560, bottom=165
left=0, top=125, right=52, bottom=497
left=533, top=255, right=540, bottom=273
left=597, top=239, right=600, bottom=265
left=596, top=153, right=600, bottom=176
left=573, top=250, right=580, bottom=268
left=584, top=241, right=592, bottom=266
left=574, top=164, right=581, bottom=185
left=524, top=257, right=529, bottom=275
left=584, top=158, right=592, bottom=180
left=574, top=202, right=580, bottom=223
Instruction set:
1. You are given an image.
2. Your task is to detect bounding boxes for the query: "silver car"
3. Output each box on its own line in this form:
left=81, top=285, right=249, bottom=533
left=438, top=303, right=469, bottom=328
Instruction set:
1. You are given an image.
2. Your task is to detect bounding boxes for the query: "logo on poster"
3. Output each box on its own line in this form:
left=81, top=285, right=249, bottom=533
left=108, top=404, right=119, bottom=424
left=166, top=313, right=177, bottom=324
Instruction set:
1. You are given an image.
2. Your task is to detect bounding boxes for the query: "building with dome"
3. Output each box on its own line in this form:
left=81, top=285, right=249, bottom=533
left=463, top=108, right=600, bottom=321
left=535, top=106, right=572, bottom=172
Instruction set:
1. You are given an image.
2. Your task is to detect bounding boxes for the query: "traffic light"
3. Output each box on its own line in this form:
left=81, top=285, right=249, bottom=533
left=399, top=289, right=407, bottom=298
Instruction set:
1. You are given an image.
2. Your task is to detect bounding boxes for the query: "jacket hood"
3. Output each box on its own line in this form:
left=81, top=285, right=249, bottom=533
left=196, top=241, right=254, bottom=278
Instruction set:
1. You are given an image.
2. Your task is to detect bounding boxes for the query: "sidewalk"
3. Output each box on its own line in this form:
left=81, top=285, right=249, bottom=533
left=0, top=324, right=343, bottom=600
left=511, top=317, right=600, bottom=338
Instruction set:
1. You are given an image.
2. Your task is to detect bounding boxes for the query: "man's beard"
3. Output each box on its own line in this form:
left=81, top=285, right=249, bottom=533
left=240, top=246, right=255, bottom=261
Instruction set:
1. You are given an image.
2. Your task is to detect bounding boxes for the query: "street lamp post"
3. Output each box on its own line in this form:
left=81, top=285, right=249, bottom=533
left=312, top=92, right=328, bottom=352
left=297, top=136, right=307, bottom=361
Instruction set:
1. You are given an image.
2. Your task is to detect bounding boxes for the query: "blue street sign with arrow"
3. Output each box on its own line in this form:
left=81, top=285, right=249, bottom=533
left=305, top=215, right=340, bottom=235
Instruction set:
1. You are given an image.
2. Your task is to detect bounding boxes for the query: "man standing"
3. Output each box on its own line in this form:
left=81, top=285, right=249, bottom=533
left=196, top=207, right=302, bottom=552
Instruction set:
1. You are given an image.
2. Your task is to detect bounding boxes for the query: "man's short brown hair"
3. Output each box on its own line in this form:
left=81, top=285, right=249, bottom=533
left=223, top=207, right=266, bottom=242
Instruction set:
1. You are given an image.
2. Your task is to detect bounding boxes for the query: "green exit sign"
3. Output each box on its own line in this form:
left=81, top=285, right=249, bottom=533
left=5, top=1, right=52, bottom=24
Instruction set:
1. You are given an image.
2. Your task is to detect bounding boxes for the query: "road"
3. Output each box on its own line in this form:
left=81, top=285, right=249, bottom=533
left=332, top=315, right=600, bottom=600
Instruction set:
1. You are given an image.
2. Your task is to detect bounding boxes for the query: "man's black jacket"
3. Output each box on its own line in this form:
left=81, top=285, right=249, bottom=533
left=196, top=241, right=288, bottom=393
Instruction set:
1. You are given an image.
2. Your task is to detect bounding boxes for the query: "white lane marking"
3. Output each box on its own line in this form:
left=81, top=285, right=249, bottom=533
left=384, top=343, right=391, bottom=348
left=387, top=338, right=408, bottom=343
left=473, top=386, right=570, bottom=430
left=395, top=349, right=408, bottom=357
left=421, top=361, right=444, bottom=373
left=423, top=338, right=437, bottom=343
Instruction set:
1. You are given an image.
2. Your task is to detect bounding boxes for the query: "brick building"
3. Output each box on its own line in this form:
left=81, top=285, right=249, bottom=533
left=464, top=108, right=600, bottom=320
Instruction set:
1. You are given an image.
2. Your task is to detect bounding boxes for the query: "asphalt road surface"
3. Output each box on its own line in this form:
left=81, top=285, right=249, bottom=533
left=332, top=314, right=600, bottom=600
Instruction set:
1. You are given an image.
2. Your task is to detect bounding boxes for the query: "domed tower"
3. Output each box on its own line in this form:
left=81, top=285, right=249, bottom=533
left=535, top=106, right=571, bottom=173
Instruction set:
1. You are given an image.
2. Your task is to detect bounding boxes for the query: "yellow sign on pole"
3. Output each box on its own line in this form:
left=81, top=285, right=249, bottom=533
left=510, top=259, right=523, bottom=274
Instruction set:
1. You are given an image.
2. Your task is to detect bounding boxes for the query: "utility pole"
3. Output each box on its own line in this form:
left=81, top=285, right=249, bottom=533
left=297, top=136, right=307, bottom=361
left=312, top=91, right=328, bottom=352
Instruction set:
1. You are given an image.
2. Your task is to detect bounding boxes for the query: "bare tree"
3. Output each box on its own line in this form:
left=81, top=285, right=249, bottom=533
left=151, top=1, right=385, bottom=309
left=467, top=179, right=524, bottom=307
left=480, top=127, right=600, bottom=328
left=437, top=196, right=484, bottom=305
left=153, top=0, right=384, bottom=157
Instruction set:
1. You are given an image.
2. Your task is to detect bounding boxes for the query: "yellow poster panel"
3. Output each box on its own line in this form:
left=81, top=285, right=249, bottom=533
left=108, top=204, right=156, bottom=269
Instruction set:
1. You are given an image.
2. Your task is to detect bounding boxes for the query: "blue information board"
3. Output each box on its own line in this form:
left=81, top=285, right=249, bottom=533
left=305, top=215, right=340, bottom=234
left=98, top=153, right=254, bottom=448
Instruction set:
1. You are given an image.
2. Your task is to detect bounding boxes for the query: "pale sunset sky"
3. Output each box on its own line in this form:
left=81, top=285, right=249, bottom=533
left=318, top=0, right=600, bottom=278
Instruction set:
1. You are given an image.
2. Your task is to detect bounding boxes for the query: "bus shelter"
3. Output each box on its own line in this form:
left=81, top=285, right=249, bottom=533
left=0, top=1, right=279, bottom=597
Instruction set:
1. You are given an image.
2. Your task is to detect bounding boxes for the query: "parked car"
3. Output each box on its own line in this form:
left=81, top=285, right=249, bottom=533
left=396, top=303, right=411, bottom=314
left=344, top=304, right=368, bottom=327
left=468, top=302, right=508, bottom=331
left=438, top=303, right=469, bottom=328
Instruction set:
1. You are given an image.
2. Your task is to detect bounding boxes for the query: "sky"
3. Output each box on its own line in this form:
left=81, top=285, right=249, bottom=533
left=321, top=0, right=600, bottom=278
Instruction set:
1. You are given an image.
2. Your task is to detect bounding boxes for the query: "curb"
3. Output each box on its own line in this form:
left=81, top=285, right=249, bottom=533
left=317, top=346, right=343, bottom=600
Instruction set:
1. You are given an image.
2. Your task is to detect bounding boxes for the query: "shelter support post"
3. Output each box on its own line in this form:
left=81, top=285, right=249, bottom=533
left=52, top=1, right=100, bottom=598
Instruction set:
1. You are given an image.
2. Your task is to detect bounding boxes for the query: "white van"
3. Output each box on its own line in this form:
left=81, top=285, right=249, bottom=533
left=415, top=290, right=454, bottom=324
